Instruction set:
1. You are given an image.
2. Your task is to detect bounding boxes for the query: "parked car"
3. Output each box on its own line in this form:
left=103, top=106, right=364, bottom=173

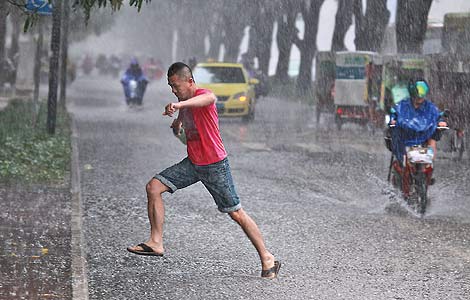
left=193, top=62, right=258, bottom=122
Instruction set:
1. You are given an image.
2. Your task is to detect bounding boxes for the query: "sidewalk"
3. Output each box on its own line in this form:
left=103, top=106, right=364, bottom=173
left=0, top=183, right=73, bottom=299
left=0, top=96, right=83, bottom=299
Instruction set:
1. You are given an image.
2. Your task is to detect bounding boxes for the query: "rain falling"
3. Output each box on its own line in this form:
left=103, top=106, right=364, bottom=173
left=1, top=0, right=470, bottom=299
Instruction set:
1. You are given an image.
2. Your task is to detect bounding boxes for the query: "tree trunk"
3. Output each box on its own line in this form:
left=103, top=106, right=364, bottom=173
left=245, top=3, right=275, bottom=74
left=354, top=0, right=390, bottom=52
left=246, top=4, right=261, bottom=61
left=59, top=0, right=70, bottom=108
left=174, top=28, right=183, bottom=61
left=8, top=10, right=21, bottom=89
left=396, top=0, right=433, bottom=54
left=0, top=2, right=8, bottom=90
left=207, top=12, right=224, bottom=61
left=256, top=8, right=275, bottom=75
left=47, top=0, right=62, bottom=135
left=178, top=4, right=206, bottom=61
left=222, top=0, right=250, bottom=63
left=296, top=0, right=324, bottom=95
left=33, top=23, right=43, bottom=127
left=160, top=27, right=173, bottom=65
left=223, top=19, right=245, bottom=62
left=275, top=1, right=297, bottom=82
left=331, top=0, right=353, bottom=51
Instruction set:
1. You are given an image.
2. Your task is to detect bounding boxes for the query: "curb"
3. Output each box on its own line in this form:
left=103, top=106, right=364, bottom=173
left=70, top=114, right=89, bottom=300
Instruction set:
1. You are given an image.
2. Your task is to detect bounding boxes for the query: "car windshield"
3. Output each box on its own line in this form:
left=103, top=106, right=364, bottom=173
left=193, top=66, right=245, bottom=84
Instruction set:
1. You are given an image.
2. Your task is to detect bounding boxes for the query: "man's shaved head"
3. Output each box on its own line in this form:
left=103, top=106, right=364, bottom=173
left=167, top=62, right=194, bottom=81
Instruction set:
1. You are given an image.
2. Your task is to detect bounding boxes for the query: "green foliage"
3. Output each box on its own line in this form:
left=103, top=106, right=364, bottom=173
left=14, top=0, right=151, bottom=33
left=23, top=14, right=36, bottom=33
left=75, top=0, right=151, bottom=20
left=0, top=99, right=71, bottom=184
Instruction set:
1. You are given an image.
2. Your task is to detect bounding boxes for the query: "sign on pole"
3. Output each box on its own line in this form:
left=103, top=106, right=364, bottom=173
left=25, top=0, right=53, bottom=16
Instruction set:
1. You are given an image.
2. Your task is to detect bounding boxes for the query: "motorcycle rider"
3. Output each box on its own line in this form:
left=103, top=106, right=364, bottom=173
left=121, top=58, right=148, bottom=106
left=109, top=54, right=122, bottom=78
left=240, top=52, right=269, bottom=97
left=388, top=79, right=447, bottom=164
left=81, top=54, right=94, bottom=75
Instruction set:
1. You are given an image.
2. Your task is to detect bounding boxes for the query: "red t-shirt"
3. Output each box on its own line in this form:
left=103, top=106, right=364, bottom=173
left=179, top=88, right=227, bottom=165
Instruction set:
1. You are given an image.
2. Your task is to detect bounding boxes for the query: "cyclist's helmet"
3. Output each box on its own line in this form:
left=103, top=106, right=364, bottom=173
left=408, top=79, right=429, bottom=99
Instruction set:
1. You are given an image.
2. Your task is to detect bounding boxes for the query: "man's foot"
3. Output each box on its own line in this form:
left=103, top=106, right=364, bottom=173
left=127, top=243, right=164, bottom=256
left=261, top=260, right=281, bottom=278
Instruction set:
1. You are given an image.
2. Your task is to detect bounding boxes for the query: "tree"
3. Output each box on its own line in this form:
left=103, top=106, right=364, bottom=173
left=206, top=4, right=225, bottom=61
left=172, top=0, right=211, bottom=62
left=47, top=0, right=62, bottom=134
left=396, top=0, right=433, bottom=54
left=353, top=0, right=390, bottom=52
left=59, top=0, right=71, bottom=107
left=74, top=0, right=151, bottom=19
left=331, top=0, right=353, bottom=51
left=294, top=0, right=325, bottom=94
left=246, top=1, right=276, bottom=75
left=221, top=0, right=248, bottom=62
left=8, top=9, right=22, bottom=87
left=0, top=1, right=8, bottom=90
left=275, top=0, right=298, bottom=81
left=67, top=6, right=116, bottom=44
left=32, top=21, right=44, bottom=127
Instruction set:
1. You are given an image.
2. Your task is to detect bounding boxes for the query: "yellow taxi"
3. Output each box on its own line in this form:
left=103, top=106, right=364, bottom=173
left=193, top=62, right=258, bottom=122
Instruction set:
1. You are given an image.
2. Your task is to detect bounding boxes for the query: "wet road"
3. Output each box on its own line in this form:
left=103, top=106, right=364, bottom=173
left=69, top=74, right=470, bottom=299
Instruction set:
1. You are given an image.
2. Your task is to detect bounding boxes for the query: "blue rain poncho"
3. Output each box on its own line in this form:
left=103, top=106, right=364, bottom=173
left=121, top=65, right=148, bottom=99
left=390, top=98, right=441, bottom=162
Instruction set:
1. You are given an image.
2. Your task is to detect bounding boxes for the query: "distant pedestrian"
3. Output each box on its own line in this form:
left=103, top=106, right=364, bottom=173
left=127, top=62, right=281, bottom=278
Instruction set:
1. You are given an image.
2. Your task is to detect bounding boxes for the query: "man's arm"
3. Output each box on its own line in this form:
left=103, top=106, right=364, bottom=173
left=178, top=92, right=216, bottom=109
left=163, top=92, right=216, bottom=116
left=171, top=118, right=183, bottom=135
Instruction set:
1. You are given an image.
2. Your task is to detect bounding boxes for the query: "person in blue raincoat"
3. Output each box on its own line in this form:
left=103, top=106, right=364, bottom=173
left=121, top=58, right=148, bottom=105
left=389, top=79, right=447, bottom=163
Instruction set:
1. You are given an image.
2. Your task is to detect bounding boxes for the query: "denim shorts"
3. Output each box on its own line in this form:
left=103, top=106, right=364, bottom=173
left=154, top=157, right=242, bottom=213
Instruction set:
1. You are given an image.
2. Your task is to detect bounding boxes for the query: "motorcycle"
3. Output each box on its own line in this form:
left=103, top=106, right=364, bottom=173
left=251, top=70, right=269, bottom=98
left=385, top=112, right=449, bottom=215
left=81, top=55, right=94, bottom=75
left=108, top=55, right=122, bottom=78
left=143, top=62, right=164, bottom=81
left=121, top=75, right=148, bottom=106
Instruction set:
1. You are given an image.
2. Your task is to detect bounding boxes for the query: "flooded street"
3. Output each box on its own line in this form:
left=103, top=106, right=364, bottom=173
left=69, top=74, right=470, bottom=299
left=2, top=1, right=470, bottom=299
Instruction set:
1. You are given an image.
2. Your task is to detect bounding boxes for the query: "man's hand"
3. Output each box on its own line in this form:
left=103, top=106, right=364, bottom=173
left=163, top=102, right=181, bottom=117
left=170, top=119, right=182, bottom=136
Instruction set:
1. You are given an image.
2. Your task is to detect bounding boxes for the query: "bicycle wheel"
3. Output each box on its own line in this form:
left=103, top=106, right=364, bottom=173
left=414, top=171, right=428, bottom=215
left=390, top=168, right=401, bottom=189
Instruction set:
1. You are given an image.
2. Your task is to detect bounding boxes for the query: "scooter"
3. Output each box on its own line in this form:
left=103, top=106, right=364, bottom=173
left=121, top=76, right=148, bottom=107
left=385, top=114, right=449, bottom=215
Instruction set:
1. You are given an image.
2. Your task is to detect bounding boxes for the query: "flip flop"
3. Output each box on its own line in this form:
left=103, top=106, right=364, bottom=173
left=261, top=260, right=281, bottom=278
left=127, top=243, right=164, bottom=256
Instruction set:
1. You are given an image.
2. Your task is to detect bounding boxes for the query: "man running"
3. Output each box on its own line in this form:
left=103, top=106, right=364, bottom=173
left=127, top=62, right=280, bottom=278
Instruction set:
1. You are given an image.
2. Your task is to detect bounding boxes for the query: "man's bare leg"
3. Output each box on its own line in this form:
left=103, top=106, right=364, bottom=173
left=128, top=178, right=168, bottom=254
left=428, top=139, right=437, bottom=160
left=228, top=208, right=277, bottom=274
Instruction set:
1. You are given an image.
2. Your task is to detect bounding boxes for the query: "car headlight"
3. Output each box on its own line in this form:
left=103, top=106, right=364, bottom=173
left=233, top=92, right=247, bottom=102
